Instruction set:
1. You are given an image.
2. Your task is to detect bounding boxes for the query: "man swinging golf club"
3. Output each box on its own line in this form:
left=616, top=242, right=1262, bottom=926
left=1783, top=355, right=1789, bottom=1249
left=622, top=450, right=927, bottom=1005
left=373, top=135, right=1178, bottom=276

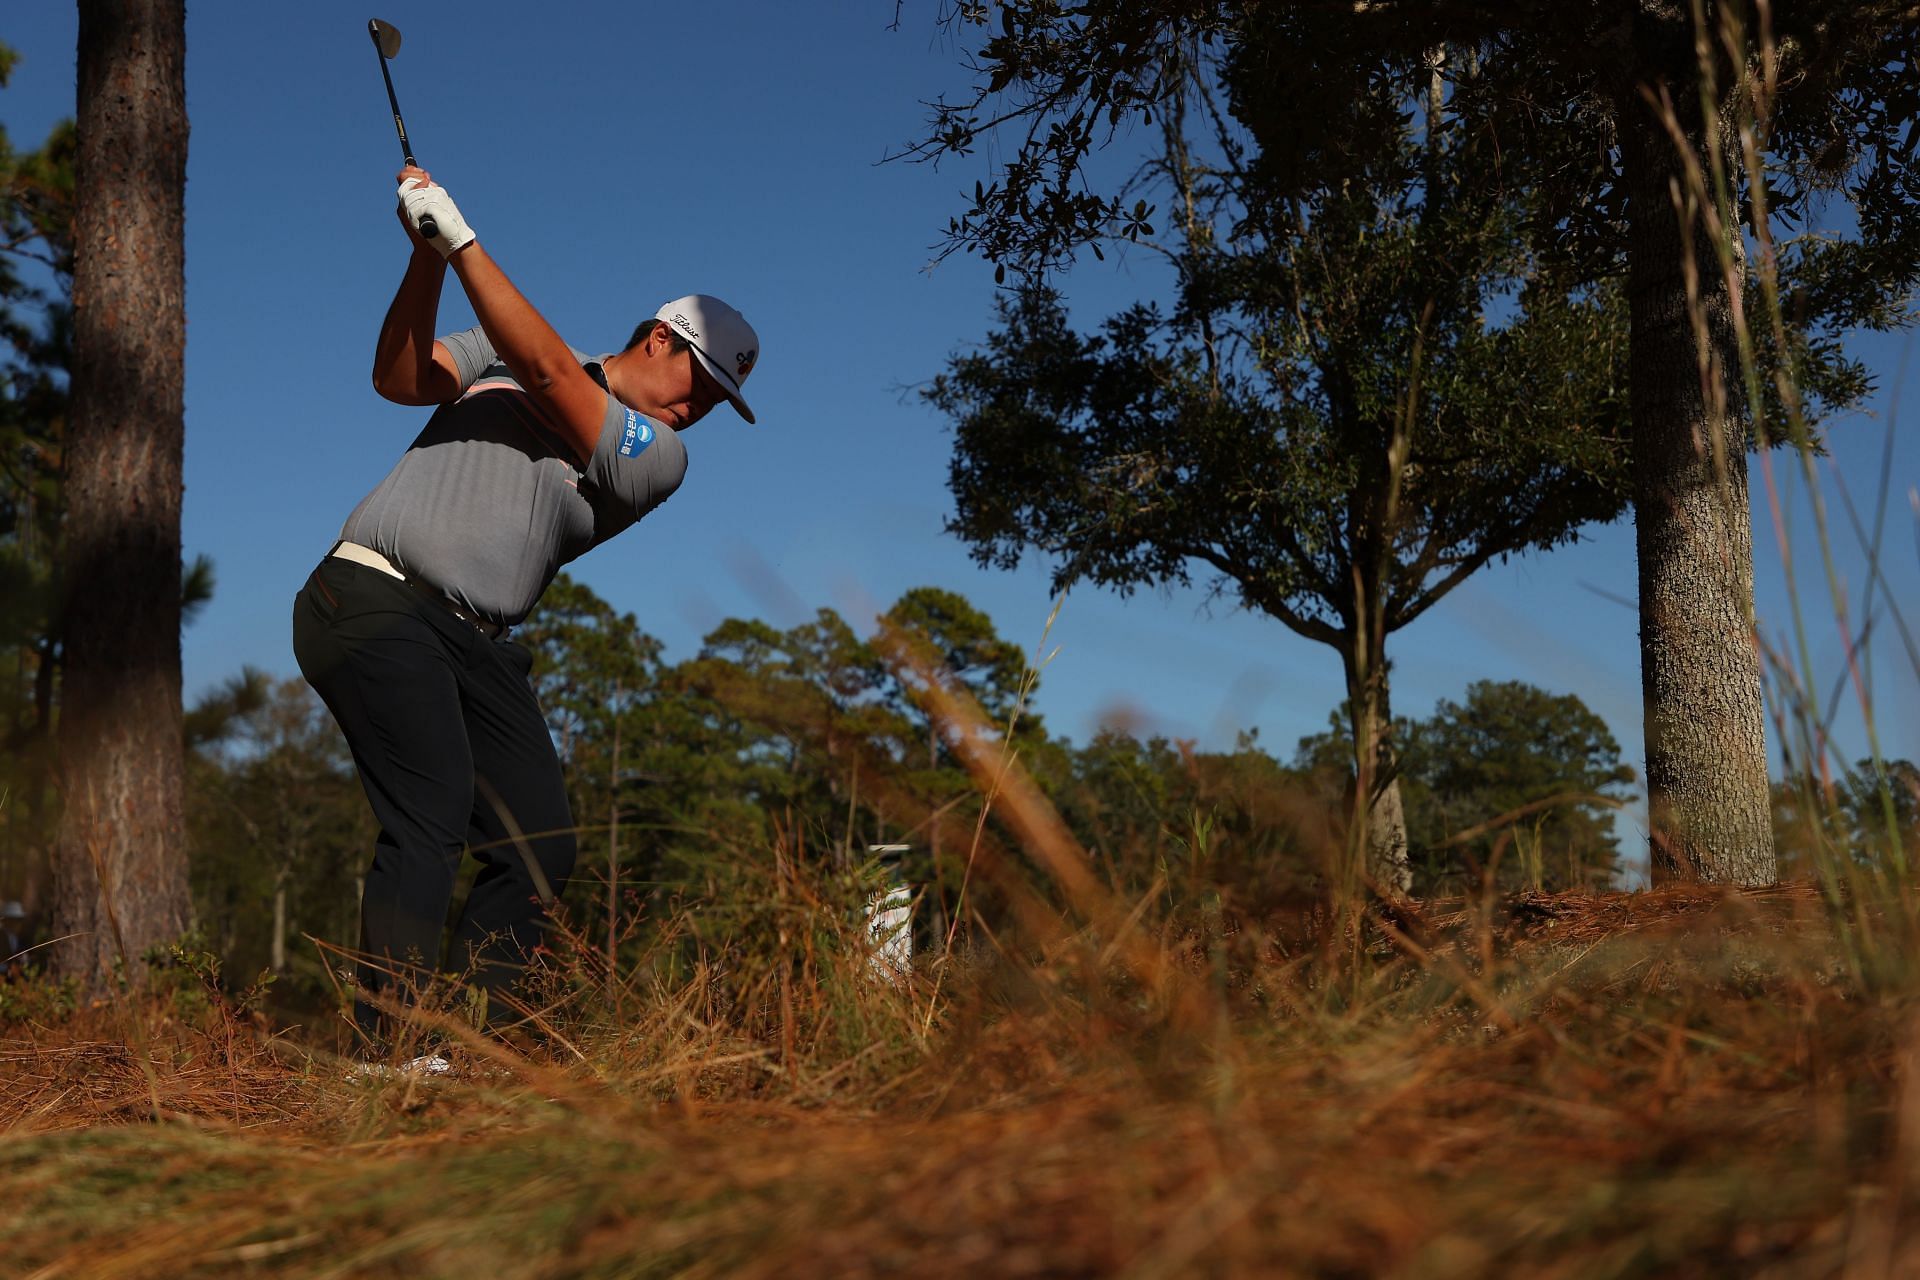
left=293, top=165, right=760, bottom=1057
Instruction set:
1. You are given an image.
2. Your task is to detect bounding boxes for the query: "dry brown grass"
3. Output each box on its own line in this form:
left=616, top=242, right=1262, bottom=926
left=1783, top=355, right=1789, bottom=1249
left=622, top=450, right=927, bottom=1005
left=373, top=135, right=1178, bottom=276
left=1, top=883, right=1913, bottom=1279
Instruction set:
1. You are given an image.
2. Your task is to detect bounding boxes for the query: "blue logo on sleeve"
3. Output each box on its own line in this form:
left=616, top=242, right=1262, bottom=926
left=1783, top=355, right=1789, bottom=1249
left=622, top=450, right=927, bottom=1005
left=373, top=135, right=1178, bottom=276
left=618, top=408, right=655, bottom=458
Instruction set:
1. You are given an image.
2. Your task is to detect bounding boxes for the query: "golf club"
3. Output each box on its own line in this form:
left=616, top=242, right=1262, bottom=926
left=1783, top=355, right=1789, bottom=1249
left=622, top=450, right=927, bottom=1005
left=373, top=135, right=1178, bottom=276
left=368, top=18, right=437, bottom=241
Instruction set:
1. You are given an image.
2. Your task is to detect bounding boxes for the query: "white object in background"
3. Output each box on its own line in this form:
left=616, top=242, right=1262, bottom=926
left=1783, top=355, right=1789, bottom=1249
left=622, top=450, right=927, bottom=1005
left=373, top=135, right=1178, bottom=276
left=865, top=844, right=912, bottom=984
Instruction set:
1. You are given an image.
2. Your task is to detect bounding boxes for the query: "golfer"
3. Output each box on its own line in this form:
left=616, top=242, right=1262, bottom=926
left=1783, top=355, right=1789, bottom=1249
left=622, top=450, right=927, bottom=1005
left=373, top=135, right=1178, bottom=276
left=294, top=168, right=759, bottom=1053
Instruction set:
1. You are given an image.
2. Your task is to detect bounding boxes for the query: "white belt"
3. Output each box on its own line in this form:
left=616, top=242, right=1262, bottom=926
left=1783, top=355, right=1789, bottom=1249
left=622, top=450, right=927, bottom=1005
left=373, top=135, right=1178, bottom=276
left=327, top=541, right=508, bottom=638
left=329, top=540, right=406, bottom=580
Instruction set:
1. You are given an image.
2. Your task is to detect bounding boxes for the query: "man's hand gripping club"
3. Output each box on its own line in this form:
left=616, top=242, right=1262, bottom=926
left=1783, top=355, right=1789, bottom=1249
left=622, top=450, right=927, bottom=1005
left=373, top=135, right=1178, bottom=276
left=397, top=167, right=475, bottom=258
left=384, top=165, right=606, bottom=464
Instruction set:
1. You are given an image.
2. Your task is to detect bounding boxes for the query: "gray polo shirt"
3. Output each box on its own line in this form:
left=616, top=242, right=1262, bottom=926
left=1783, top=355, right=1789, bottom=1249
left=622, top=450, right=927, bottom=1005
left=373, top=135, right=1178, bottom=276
left=339, top=326, right=687, bottom=625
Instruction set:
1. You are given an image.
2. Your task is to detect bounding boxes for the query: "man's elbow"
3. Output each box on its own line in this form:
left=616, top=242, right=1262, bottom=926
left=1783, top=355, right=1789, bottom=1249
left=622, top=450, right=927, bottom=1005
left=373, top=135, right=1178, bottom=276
left=372, top=370, right=441, bottom=407
left=520, top=353, right=580, bottom=398
left=370, top=372, right=412, bottom=402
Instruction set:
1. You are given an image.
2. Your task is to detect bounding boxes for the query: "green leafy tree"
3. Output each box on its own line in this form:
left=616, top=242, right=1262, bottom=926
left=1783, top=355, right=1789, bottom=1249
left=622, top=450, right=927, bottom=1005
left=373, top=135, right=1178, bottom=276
left=669, top=588, right=1042, bottom=870
left=186, top=673, right=370, bottom=1000
left=649, top=600, right=1003, bottom=964
left=1839, top=760, right=1920, bottom=871
left=905, top=1, right=1917, bottom=885
left=925, top=68, right=1636, bottom=894
left=1058, top=729, right=1185, bottom=882
left=874, top=585, right=1056, bottom=939
left=1773, top=758, right=1920, bottom=878
left=0, top=43, right=74, bottom=915
left=519, top=574, right=668, bottom=954
left=879, top=587, right=1033, bottom=860
left=1061, top=728, right=1322, bottom=909
left=880, top=586, right=1031, bottom=738
left=1399, top=681, right=1635, bottom=893
left=520, top=578, right=1064, bottom=953
left=484, top=576, right=762, bottom=972
left=677, top=609, right=912, bottom=850
left=1294, top=681, right=1634, bottom=892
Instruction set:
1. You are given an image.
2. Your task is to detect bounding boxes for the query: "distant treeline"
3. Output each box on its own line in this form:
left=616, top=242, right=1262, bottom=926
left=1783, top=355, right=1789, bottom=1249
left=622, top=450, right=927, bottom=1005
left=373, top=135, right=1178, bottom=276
left=3, top=565, right=1912, bottom=999
left=172, top=576, right=1651, bottom=1001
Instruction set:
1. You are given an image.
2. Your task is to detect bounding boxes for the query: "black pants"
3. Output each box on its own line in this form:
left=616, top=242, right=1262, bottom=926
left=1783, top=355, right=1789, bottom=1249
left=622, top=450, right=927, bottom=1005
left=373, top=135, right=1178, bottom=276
left=292, top=557, right=575, bottom=1045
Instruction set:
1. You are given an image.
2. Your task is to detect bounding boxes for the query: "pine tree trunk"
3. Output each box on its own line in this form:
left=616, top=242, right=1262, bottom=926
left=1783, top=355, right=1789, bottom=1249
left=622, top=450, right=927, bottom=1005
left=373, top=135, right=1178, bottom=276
left=271, top=878, right=287, bottom=974
left=1618, top=27, right=1776, bottom=886
left=606, top=685, right=621, bottom=989
left=17, top=639, right=57, bottom=914
left=51, top=0, right=191, bottom=985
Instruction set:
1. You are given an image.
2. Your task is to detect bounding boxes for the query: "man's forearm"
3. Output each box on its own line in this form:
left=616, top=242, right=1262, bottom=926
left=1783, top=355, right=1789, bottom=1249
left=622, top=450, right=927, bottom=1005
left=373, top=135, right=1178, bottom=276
left=446, top=242, right=603, bottom=461
left=446, top=243, right=571, bottom=387
left=371, top=245, right=450, bottom=404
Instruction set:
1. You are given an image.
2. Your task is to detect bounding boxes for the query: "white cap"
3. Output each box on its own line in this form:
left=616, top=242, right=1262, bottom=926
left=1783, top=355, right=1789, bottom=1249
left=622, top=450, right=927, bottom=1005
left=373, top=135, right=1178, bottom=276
left=653, top=294, right=760, bottom=424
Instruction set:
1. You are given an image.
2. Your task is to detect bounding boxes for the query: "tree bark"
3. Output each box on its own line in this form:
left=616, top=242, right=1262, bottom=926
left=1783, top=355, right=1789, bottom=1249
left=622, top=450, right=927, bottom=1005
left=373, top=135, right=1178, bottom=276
left=51, top=0, right=192, bottom=984
left=606, top=681, right=621, bottom=990
left=1342, top=643, right=1412, bottom=897
left=1617, top=16, right=1776, bottom=885
left=271, top=877, right=287, bottom=974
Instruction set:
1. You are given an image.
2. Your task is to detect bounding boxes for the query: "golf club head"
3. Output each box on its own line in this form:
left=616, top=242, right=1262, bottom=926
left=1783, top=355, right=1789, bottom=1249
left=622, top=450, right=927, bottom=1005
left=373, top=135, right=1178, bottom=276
left=369, top=18, right=402, bottom=60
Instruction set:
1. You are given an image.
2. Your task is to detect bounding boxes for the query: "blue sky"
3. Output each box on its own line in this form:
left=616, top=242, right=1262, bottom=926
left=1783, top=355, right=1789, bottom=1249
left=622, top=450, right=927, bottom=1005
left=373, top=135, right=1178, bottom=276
left=4, top=5, right=1918, bottom=877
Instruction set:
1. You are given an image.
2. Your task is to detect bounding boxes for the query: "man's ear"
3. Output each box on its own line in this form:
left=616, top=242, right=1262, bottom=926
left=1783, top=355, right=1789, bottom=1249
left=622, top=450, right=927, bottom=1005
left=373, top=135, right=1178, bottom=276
left=646, top=324, right=680, bottom=357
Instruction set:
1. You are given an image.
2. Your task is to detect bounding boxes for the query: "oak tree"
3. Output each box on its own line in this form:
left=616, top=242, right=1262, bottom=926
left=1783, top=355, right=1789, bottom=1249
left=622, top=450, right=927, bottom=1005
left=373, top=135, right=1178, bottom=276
left=925, top=62, right=1637, bottom=892
left=906, top=0, right=1917, bottom=885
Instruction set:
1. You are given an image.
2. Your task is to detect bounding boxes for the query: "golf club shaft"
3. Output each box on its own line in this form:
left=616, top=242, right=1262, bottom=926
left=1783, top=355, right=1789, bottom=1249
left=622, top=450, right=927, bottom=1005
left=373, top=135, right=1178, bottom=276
left=370, top=24, right=438, bottom=239
left=376, top=58, right=416, bottom=167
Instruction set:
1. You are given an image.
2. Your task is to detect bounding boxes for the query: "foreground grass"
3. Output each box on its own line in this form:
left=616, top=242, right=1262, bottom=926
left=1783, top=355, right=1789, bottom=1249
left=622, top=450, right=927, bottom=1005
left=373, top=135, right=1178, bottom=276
left=2, top=885, right=1914, bottom=1278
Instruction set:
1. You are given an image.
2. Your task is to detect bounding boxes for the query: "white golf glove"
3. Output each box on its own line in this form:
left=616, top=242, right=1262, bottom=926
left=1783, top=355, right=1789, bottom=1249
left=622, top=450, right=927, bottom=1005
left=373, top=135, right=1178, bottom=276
left=398, top=178, right=475, bottom=257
